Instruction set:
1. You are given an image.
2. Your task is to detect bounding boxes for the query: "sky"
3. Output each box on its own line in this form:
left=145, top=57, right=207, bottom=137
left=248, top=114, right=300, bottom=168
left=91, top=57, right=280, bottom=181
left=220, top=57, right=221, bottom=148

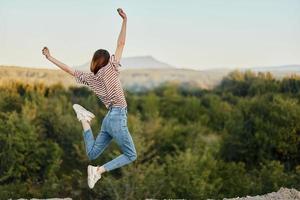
left=0, top=0, right=300, bottom=70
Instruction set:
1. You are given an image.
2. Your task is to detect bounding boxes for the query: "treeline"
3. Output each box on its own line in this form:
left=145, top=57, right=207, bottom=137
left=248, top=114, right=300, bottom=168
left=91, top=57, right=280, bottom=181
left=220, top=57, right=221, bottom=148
left=0, top=70, right=300, bottom=199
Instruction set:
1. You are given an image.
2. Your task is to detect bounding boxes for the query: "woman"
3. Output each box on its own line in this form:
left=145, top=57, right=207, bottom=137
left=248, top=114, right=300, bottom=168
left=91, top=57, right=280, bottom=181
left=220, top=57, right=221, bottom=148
left=42, top=8, right=137, bottom=189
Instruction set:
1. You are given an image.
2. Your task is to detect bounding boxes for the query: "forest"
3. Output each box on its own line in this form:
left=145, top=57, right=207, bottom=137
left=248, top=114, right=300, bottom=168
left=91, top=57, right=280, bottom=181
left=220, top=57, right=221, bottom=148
left=0, top=70, right=300, bottom=199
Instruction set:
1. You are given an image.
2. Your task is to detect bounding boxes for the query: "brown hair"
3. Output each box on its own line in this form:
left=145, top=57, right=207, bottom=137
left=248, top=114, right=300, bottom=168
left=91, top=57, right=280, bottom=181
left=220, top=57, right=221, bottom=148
left=90, top=49, right=110, bottom=74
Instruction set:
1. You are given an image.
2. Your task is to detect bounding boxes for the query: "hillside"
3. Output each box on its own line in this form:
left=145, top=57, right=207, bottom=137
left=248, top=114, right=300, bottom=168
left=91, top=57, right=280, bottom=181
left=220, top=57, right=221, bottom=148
left=0, top=66, right=76, bottom=87
left=0, top=65, right=231, bottom=90
left=0, top=63, right=299, bottom=91
left=120, top=68, right=231, bottom=91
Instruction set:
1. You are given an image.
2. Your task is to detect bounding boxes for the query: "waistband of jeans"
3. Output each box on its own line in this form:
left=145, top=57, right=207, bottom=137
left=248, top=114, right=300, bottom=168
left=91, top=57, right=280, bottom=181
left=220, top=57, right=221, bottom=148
left=108, top=105, right=127, bottom=112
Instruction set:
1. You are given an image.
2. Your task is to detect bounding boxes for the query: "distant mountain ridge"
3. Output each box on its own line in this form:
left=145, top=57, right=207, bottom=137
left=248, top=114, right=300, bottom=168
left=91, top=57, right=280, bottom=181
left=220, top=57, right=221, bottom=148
left=77, top=55, right=174, bottom=71
left=241, top=64, right=300, bottom=78
left=0, top=56, right=300, bottom=91
left=248, top=65, right=300, bottom=72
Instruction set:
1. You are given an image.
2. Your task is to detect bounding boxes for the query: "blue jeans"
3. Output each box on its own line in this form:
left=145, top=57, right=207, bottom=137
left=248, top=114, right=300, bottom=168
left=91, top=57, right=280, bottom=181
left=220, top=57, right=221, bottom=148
left=82, top=106, right=137, bottom=171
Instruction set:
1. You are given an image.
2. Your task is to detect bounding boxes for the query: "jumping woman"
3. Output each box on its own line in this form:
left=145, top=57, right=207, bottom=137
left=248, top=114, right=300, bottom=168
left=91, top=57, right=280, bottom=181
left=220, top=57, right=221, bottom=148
left=42, top=8, right=137, bottom=189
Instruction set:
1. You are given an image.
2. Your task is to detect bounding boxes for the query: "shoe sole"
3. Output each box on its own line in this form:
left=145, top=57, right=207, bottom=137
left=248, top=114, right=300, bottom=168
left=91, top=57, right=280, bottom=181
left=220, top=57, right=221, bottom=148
left=73, top=104, right=95, bottom=118
left=87, top=165, right=94, bottom=189
left=73, top=104, right=95, bottom=117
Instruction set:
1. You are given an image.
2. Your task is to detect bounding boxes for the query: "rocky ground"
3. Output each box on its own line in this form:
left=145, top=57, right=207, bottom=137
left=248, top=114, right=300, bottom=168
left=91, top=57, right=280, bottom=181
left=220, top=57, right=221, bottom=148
left=224, top=187, right=300, bottom=200
left=11, top=187, right=300, bottom=200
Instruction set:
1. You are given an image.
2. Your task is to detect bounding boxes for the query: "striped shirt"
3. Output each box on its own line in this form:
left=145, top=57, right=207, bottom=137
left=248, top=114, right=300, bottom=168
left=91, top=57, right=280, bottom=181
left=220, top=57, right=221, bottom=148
left=74, top=54, right=127, bottom=109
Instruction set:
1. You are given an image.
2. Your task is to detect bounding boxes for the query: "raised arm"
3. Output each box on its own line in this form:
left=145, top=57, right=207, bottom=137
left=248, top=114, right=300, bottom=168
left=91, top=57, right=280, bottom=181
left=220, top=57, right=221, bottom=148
left=42, top=47, right=75, bottom=76
left=114, top=8, right=127, bottom=62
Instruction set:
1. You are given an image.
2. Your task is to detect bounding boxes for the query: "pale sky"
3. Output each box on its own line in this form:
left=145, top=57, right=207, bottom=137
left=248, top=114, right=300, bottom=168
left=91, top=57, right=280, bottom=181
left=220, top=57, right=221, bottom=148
left=0, top=0, right=300, bottom=70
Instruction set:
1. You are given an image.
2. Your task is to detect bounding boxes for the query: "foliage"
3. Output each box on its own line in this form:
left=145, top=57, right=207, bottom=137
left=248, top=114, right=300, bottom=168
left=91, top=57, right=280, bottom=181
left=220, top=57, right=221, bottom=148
left=0, top=71, right=299, bottom=199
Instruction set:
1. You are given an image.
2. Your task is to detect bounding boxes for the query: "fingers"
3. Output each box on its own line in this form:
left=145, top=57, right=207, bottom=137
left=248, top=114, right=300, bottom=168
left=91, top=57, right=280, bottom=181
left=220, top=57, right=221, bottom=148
left=117, top=8, right=125, bottom=15
left=117, top=8, right=127, bottom=20
left=42, top=46, right=50, bottom=57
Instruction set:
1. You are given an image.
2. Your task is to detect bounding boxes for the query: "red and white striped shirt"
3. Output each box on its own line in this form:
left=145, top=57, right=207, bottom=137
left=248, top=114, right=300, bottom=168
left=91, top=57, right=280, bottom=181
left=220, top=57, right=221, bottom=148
left=74, top=54, right=127, bottom=109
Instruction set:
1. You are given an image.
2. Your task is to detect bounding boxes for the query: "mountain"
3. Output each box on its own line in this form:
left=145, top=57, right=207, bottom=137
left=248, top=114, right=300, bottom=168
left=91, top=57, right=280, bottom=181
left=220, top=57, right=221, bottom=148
left=74, top=56, right=232, bottom=91
left=1, top=59, right=300, bottom=91
left=77, top=55, right=174, bottom=71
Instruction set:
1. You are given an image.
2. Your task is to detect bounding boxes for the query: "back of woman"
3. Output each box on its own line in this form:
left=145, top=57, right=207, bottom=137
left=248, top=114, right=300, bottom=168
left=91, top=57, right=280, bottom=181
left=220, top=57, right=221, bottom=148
left=42, top=8, right=137, bottom=190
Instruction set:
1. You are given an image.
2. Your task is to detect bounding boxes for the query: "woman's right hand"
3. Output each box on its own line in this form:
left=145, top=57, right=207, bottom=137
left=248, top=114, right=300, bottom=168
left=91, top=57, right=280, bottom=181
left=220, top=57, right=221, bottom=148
left=117, top=8, right=127, bottom=20
left=42, top=46, right=51, bottom=59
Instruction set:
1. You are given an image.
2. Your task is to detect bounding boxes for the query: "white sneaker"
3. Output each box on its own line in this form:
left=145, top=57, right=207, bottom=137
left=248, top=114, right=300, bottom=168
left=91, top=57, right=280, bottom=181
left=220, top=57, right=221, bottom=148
left=87, top=165, right=101, bottom=189
left=72, top=104, right=95, bottom=122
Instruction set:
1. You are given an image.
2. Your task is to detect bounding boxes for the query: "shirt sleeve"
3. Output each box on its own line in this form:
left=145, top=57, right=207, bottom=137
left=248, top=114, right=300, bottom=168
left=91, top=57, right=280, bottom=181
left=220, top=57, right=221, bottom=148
left=74, top=69, right=90, bottom=85
left=109, top=54, right=122, bottom=73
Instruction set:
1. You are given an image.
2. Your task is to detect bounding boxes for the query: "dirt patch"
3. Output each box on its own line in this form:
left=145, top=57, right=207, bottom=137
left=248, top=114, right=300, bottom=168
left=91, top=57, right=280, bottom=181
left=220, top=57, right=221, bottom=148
left=224, top=187, right=300, bottom=200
